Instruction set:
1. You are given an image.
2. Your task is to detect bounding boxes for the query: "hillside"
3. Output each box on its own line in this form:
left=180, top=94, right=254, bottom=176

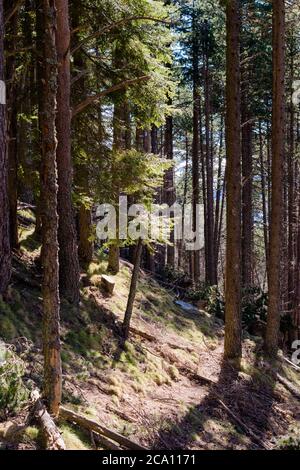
left=1, top=212, right=300, bottom=451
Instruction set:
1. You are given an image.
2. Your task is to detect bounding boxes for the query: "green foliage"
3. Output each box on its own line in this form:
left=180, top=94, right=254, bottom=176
left=99, top=149, right=172, bottom=203
left=159, top=264, right=192, bottom=288
left=276, top=428, right=300, bottom=450
left=0, top=343, right=29, bottom=417
left=241, top=287, right=268, bottom=328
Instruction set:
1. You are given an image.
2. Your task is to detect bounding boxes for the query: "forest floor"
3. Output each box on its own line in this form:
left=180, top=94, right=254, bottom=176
left=1, top=208, right=300, bottom=450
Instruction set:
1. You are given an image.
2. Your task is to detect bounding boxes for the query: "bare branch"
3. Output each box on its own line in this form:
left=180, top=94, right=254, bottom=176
left=5, top=0, right=25, bottom=24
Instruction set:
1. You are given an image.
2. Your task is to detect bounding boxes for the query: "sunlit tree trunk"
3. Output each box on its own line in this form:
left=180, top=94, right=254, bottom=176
left=0, top=0, right=11, bottom=294
left=224, top=0, right=242, bottom=362
left=41, top=0, right=62, bottom=416
left=56, top=0, right=80, bottom=304
left=265, top=0, right=286, bottom=358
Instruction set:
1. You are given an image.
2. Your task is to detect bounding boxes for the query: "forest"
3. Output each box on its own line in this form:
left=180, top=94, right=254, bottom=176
left=1, top=0, right=300, bottom=454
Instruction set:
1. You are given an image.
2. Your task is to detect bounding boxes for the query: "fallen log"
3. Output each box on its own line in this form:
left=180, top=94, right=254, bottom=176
left=276, top=373, right=300, bottom=400
left=93, top=432, right=123, bottom=450
left=0, top=421, right=26, bottom=441
left=129, top=325, right=157, bottom=342
left=60, top=406, right=146, bottom=450
left=129, top=325, right=194, bottom=352
left=282, top=356, right=300, bottom=372
left=31, top=393, right=66, bottom=450
left=216, top=399, right=271, bottom=450
left=177, top=366, right=217, bottom=386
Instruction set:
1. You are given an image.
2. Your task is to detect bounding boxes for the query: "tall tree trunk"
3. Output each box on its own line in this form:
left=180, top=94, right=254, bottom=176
left=164, top=114, right=176, bottom=268
left=56, top=0, right=80, bottom=304
left=0, top=0, right=11, bottom=294
left=214, top=115, right=224, bottom=273
left=224, top=0, right=242, bottom=362
left=41, top=0, right=62, bottom=416
left=241, top=112, right=253, bottom=288
left=288, top=42, right=296, bottom=332
left=265, top=0, right=286, bottom=358
left=259, top=121, right=269, bottom=267
left=192, top=6, right=201, bottom=282
left=5, top=7, right=19, bottom=249
left=203, top=46, right=216, bottom=285
left=72, top=0, right=94, bottom=266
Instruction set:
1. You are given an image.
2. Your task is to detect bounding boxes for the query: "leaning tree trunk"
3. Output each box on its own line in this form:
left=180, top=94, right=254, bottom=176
left=264, top=0, right=286, bottom=358
left=224, top=0, right=242, bottom=362
left=41, top=0, right=62, bottom=416
left=123, top=238, right=143, bottom=340
left=56, top=0, right=80, bottom=304
left=0, top=0, right=11, bottom=294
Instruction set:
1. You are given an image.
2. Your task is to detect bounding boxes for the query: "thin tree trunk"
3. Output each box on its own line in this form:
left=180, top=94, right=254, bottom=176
left=123, top=238, right=143, bottom=340
left=192, top=5, right=201, bottom=282
left=241, top=113, right=253, bottom=288
left=41, top=0, right=62, bottom=416
left=259, top=121, right=269, bottom=267
left=164, top=114, right=176, bottom=268
left=203, top=46, right=216, bottom=285
left=214, top=115, right=224, bottom=274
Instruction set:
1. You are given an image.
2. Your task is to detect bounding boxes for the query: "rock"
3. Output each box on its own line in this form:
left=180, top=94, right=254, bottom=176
left=101, top=275, right=115, bottom=295
left=175, top=300, right=199, bottom=315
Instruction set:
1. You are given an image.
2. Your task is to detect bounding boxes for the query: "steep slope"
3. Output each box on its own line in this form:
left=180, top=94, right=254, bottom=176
left=0, top=213, right=300, bottom=450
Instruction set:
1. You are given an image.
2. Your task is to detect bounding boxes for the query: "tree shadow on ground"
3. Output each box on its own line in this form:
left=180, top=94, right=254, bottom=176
left=153, top=356, right=283, bottom=450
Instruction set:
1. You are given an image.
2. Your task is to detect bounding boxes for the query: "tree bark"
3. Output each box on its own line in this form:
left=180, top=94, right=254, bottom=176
left=56, top=0, right=80, bottom=304
left=5, top=5, right=19, bottom=249
left=41, top=0, right=62, bottom=416
left=191, top=6, right=201, bottom=282
left=164, top=114, right=176, bottom=268
left=123, top=238, right=143, bottom=340
left=265, top=0, right=286, bottom=358
left=241, top=114, right=253, bottom=288
left=224, top=0, right=242, bottom=361
left=203, top=42, right=216, bottom=285
left=0, top=0, right=11, bottom=294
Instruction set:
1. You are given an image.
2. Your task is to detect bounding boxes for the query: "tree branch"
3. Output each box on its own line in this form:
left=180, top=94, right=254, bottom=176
left=72, top=75, right=150, bottom=118
left=5, top=0, right=25, bottom=24
left=71, top=16, right=172, bottom=56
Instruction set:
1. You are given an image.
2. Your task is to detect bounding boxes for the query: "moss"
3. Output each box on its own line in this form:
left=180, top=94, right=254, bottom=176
left=167, top=365, right=180, bottom=381
left=61, top=424, right=91, bottom=450
left=108, top=385, right=122, bottom=397
left=24, top=426, right=41, bottom=444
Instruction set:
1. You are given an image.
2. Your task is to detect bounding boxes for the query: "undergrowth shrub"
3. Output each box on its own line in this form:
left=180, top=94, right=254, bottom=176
left=159, top=265, right=192, bottom=289
left=185, top=284, right=268, bottom=330
left=276, top=428, right=300, bottom=450
left=0, top=342, right=29, bottom=418
left=241, top=287, right=268, bottom=327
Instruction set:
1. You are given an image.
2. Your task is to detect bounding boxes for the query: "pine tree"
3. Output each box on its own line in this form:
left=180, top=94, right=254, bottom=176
left=224, top=0, right=242, bottom=361
left=265, top=0, right=286, bottom=358
left=56, top=0, right=80, bottom=304
left=0, top=0, right=11, bottom=295
left=41, top=0, right=62, bottom=416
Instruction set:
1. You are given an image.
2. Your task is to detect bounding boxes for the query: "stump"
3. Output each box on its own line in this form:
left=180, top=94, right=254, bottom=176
left=101, top=275, right=115, bottom=295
